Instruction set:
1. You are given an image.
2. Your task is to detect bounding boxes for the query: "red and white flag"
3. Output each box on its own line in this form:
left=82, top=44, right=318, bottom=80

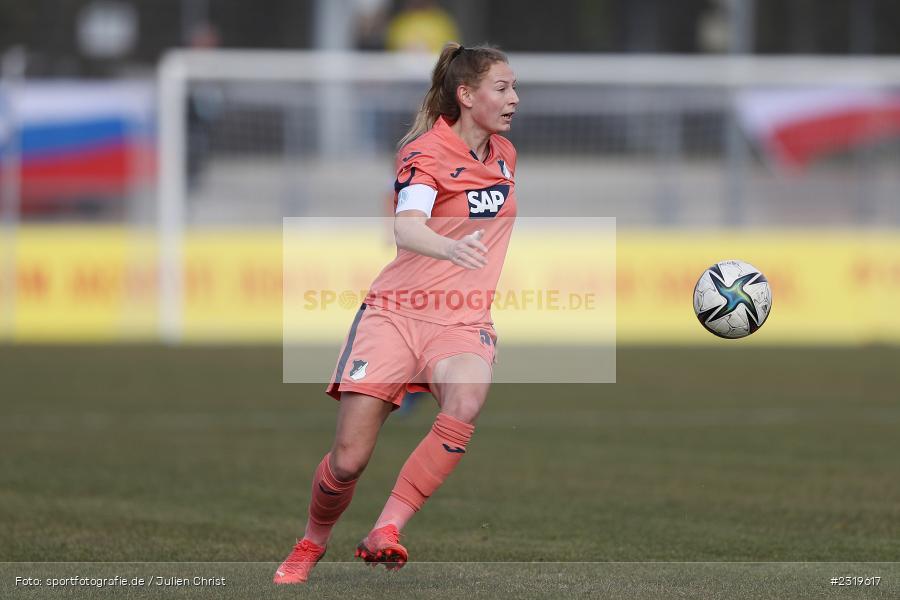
left=737, top=89, right=900, bottom=169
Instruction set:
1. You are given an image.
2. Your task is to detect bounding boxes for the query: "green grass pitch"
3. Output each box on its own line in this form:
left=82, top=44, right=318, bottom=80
left=1, top=346, right=898, bottom=598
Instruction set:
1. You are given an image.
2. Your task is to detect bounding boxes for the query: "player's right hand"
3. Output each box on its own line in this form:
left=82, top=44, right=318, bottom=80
left=446, top=230, right=488, bottom=269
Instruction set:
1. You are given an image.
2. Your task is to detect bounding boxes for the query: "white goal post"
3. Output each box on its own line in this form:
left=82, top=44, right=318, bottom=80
left=157, top=50, right=900, bottom=343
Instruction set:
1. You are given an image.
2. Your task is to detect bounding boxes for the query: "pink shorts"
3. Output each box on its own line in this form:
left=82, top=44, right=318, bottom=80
left=326, top=303, right=497, bottom=407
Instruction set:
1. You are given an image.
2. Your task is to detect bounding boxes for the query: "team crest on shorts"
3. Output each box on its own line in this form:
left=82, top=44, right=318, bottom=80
left=349, top=360, right=368, bottom=381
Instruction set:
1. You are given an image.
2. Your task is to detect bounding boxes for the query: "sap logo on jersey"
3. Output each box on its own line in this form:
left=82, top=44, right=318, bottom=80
left=466, top=184, right=509, bottom=218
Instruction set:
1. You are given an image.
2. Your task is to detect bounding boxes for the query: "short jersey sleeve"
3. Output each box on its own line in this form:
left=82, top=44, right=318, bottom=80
left=394, top=147, right=439, bottom=196
left=396, top=184, right=438, bottom=217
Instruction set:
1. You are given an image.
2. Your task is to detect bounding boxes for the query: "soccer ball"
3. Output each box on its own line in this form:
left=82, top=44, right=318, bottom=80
left=693, top=260, right=772, bottom=339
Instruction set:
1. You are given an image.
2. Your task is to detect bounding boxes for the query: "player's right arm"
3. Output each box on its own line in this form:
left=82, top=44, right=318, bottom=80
left=393, top=147, right=487, bottom=269
left=394, top=210, right=487, bottom=269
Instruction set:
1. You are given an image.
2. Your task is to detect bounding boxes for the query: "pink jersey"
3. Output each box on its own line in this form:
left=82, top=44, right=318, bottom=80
left=365, top=116, right=518, bottom=326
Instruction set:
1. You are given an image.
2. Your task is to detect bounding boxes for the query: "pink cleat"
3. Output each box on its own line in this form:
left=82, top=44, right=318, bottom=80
left=354, top=525, right=408, bottom=571
left=273, top=538, right=326, bottom=584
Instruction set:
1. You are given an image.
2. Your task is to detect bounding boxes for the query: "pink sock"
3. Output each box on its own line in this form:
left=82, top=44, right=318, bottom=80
left=373, top=495, right=417, bottom=531
left=374, top=412, right=475, bottom=531
left=303, top=453, right=358, bottom=546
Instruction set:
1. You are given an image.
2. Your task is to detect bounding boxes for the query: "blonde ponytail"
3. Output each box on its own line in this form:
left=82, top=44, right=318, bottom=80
left=398, top=42, right=508, bottom=149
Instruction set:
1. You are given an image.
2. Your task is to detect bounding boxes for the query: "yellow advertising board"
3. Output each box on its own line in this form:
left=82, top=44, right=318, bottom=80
left=2, top=226, right=898, bottom=345
left=617, top=230, right=900, bottom=345
left=3, top=227, right=157, bottom=342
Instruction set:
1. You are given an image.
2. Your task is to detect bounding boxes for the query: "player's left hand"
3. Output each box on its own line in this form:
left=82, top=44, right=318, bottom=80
left=447, top=229, right=488, bottom=269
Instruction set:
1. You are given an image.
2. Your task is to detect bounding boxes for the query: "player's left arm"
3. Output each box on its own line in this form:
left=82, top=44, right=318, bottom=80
left=394, top=211, right=487, bottom=270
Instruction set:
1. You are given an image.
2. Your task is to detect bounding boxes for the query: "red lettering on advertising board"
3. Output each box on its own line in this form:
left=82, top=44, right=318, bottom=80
left=241, top=265, right=282, bottom=303
left=17, top=265, right=48, bottom=298
left=850, top=259, right=900, bottom=287
left=71, top=266, right=119, bottom=300
left=123, top=266, right=157, bottom=299
left=185, top=265, right=213, bottom=299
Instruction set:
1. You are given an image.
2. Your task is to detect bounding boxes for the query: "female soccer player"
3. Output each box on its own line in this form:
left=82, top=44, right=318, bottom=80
left=274, top=42, right=519, bottom=584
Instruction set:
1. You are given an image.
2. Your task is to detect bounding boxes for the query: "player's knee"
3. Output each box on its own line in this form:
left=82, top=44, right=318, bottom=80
left=440, top=393, right=484, bottom=424
left=329, top=444, right=368, bottom=481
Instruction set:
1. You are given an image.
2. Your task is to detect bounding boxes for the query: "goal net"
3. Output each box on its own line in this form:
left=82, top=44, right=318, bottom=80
left=157, top=50, right=900, bottom=344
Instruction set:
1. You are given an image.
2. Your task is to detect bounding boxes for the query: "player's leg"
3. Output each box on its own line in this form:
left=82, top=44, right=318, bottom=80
left=311, top=303, right=414, bottom=541
left=308, top=392, right=394, bottom=542
left=276, top=305, right=414, bottom=584
left=275, top=392, right=392, bottom=584
left=358, top=351, right=491, bottom=570
left=372, top=353, right=489, bottom=529
left=429, top=352, right=492, bottom=422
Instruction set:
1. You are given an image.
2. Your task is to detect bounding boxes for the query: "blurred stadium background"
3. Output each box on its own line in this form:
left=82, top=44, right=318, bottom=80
left=1, top=0, right=899, bottom=344
left=1, top=1, right=899, bottom=597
